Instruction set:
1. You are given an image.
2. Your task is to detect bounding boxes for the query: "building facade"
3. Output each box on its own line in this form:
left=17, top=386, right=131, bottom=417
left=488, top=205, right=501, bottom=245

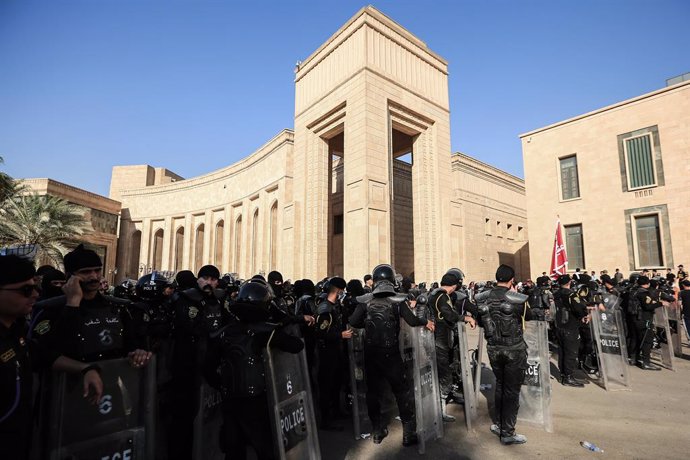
left=20, top=178, right=121, bottom=281
left=521, top=80, right=690, bottom=278
left=110, top=6, right=529, bottom=283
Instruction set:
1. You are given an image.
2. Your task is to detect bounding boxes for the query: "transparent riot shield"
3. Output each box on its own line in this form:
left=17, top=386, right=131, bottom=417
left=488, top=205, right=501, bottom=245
left=590, top=303, right=630, bottom=391
left=400, top=316, right=443, bottom=454
left=455, top=322, right=478, bottom=431
left=348, top=327, right=372, bottom=440
left=264, top=344, right=320, bottom=459
left=474, top=327, right=484, bottom=402
left=653, top=307, right=675, bottom=370
left=192, top=382, right=224, bottom=460
left=517, top=321, right=553, bottom=432
left=41, top=357, right=156, bottom=460
left=665, top=301, right=683, bottom=358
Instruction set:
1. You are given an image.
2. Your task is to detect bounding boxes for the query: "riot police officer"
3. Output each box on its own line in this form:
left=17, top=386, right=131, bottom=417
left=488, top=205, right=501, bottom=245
left=315, top=276, right=350, bottom=430
left=554, top=274, right=587, bottom=387
left=169, top=264, right=228, bottom=459
left=632, top=276, right=663, bottom=370
left=348, top=264, right=434, bottom=447
left=32, top=245, right=151, bottom=366
left=474, top=264, right=533, bottom=445
left=428, top=271, right=464, bottom=421
left=204, top=280, right=303, bottom=460
left=0, top=255, right=103, bottom=460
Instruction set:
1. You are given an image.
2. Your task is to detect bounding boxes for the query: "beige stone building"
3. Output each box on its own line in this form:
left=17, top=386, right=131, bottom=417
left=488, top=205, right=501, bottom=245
left=521, top=80, right=690, bottom=278
left=110, top=6, right=529, bottom=284
left=20, top=178, right=121, bottom=281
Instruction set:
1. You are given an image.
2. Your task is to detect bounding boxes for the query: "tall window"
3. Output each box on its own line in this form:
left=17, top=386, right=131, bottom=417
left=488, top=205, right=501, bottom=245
left=234, top=216, right=242, bottom=273
left=269, top=203, right=278, bottom=269
left=625, top=134, right=656, bottom=189
left=194, top=224, right=205, bottom=273
left=635, top=215, right=663, bottom=267
left=214, top=220, right=224, bottom=269
left=559, top=155, right=580, bottom=200
left=564, top=224, right=585, bottom=269
left=174, top=227, right=184, bottom=271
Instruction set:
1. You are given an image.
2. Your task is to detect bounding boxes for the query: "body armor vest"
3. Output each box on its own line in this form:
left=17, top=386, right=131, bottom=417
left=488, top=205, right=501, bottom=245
left=219, top=322, right=274, bottom=397
left=144, top=300, right=173, bottom=339
left=477, top=290, right=524, bottom=347
left=295, top=295, right=315, bottom=316
left=78, top=303, right=125, bottom=360
left=364, top=297, right=398, bottom=349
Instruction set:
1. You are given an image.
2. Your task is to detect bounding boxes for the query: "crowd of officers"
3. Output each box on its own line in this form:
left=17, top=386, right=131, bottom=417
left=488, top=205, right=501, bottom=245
left=1, top=242, right=686, bottom=459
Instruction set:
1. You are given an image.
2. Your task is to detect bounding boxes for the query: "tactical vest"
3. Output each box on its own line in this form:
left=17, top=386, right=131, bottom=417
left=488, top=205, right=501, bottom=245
left=364, top=297, right=398, bottom=349
left=144, top=300, right=173, bottom=339
left=78, top=302, right=125, bottom=360
left=477, top=290, right=524, bottom=347
left=181, top=288, right=224, bottom=335
left=218, top=322, right=274, bottom=398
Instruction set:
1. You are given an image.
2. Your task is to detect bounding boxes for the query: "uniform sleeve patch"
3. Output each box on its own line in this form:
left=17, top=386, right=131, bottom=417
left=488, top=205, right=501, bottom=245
left=1, top=348, right=16, bottom=362
left=34, top=319, right=51, bottom=336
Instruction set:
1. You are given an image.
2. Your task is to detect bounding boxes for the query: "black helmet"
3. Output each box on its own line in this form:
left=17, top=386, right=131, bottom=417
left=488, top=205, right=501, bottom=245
left=372, top=264, right=396, bottom=285
left=446, top=268, right=465, bottom=284
left=322, top=277, right=346, bottom=293
left=136, top=272, right=172, bottom=300
left=231, top=280, right=272, bottom=322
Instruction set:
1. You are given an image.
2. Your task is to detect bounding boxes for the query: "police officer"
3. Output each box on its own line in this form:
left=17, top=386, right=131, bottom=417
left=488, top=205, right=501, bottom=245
left=428, top=271, right=470, bottom=422
left=0, top=255, right=103, bottom=460
left=632, top=276, right=663, bottom=370
left=315, top=276, right=350, bottom=430
left=474, top=264, right=532, bottom=445
left=348, top=264, right=434, bottom=447
left=32, top=244, right=151, bottom=366
left=294, top=279, right=318, bottom=378
left=554, top=274, right=587, bottom=387
left=204, top=280, right=303, bottom=460
left=268, top=270, right=314, bottom=333
left=169, top=264, right=228, bottom=459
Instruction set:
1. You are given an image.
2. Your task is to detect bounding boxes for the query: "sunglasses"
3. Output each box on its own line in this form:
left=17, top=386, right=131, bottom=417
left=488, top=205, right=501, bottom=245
left=0, top=284, right=40, bottom=297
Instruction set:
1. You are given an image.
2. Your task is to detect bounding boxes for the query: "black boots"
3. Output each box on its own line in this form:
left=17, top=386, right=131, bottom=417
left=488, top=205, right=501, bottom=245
left=561, top=375, right=584, bottom=387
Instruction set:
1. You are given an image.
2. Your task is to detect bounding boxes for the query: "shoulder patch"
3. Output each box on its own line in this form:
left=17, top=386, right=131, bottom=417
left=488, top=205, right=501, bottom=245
left=34, top=319, right=51, bottom=336
left=646, top=297, right=652, bottom=304
left=319, top=320, right=330, bottom=330
left=188, top=306, right=199, bottom=319
left=1, top=348, right=16, bottom=363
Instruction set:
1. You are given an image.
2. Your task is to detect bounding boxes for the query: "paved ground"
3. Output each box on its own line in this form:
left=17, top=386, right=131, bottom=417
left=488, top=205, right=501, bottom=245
left=318, top=327, right=690, bottom=460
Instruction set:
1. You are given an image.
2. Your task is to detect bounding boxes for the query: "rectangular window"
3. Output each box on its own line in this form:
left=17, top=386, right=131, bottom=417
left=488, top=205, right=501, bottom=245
left=559, top=155, right=580, bottom=200
left=333, top=214, right=343, bottom=235
left=634, top=215, right=663, bottom=267
left=564, top=224, right=585, bottom=270
left=485, top=218, right=491, bottom=235
left=625, top=134, right=656, bottom=189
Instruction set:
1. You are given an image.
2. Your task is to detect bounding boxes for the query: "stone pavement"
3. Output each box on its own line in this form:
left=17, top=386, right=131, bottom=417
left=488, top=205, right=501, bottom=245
left=318, top=327, right=690, bottom=460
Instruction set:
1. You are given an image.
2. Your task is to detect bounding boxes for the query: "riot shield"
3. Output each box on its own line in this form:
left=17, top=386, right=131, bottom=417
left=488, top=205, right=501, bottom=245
left=653, top=307, right=675, bottom=370
left=517, top=321, right=553, bottom=432
left=192, top=382, right=224, bottom=460
left=590, top=302, right=630, bottom=391
left=264, top=343, right=320, bottom=459
left=348, top=327, right=372, bottom=440
left=455, top=322, right=478, bottom=431
left=400, top=315, right=443, bottom=454
left=41, top=357, right=156, bottom=460
left=665, top=301, right=683, bottom=358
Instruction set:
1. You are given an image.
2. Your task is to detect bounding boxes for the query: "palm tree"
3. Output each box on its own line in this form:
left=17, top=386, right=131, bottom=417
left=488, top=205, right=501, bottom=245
left=0, top=193, right=90, bottom=266
left=0, top=156, right=24, bottom=204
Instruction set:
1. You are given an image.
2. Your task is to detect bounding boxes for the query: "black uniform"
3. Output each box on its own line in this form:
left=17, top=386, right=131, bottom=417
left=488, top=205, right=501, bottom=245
left=475, top=286, right=532, bottom=438
left=632, top=288, right=662, bottom=365
left=168, top=287, right=228, bottom=460
left=315, top=297, right=348, bottom=425
left=1, top=319, right=60, bottom=460
left=31, top=293, right=148, bottom=362
left=204, top=321, right=303, bottom=460
left=554, top=287, right=587, bottom=379
left=428, top=288, right=460, bottom=401
left=348, top=294, right=427, bottom=437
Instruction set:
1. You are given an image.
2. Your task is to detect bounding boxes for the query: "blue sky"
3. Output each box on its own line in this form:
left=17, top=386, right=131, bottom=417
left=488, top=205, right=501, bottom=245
left=1, top=0, right=688, bottom=197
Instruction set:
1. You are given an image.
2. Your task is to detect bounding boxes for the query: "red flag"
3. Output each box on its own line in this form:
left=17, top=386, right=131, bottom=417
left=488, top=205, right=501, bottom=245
left=549, top=219, right=568, bottom=280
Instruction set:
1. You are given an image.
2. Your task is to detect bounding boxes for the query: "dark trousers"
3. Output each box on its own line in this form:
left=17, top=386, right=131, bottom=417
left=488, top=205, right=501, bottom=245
left=557, top=328, right=580, bottom=377
left=168, top=373, right=197, bottom=460
left=578, top=323, right=593, bottom=363
left=487, top=344, right=527, bottom=437
left=436, top=346, right=453, bottom=399
left=684, top=316, right=690, bottom=342
left=635, top=319, right=654, bottom=363
left=221, top=396, right=274, bottom=460
left=364, top=347, right=414, bottom=428
left=317, top=346, right=342, bottom=422
left=626, top=314, right=639, bottom=358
